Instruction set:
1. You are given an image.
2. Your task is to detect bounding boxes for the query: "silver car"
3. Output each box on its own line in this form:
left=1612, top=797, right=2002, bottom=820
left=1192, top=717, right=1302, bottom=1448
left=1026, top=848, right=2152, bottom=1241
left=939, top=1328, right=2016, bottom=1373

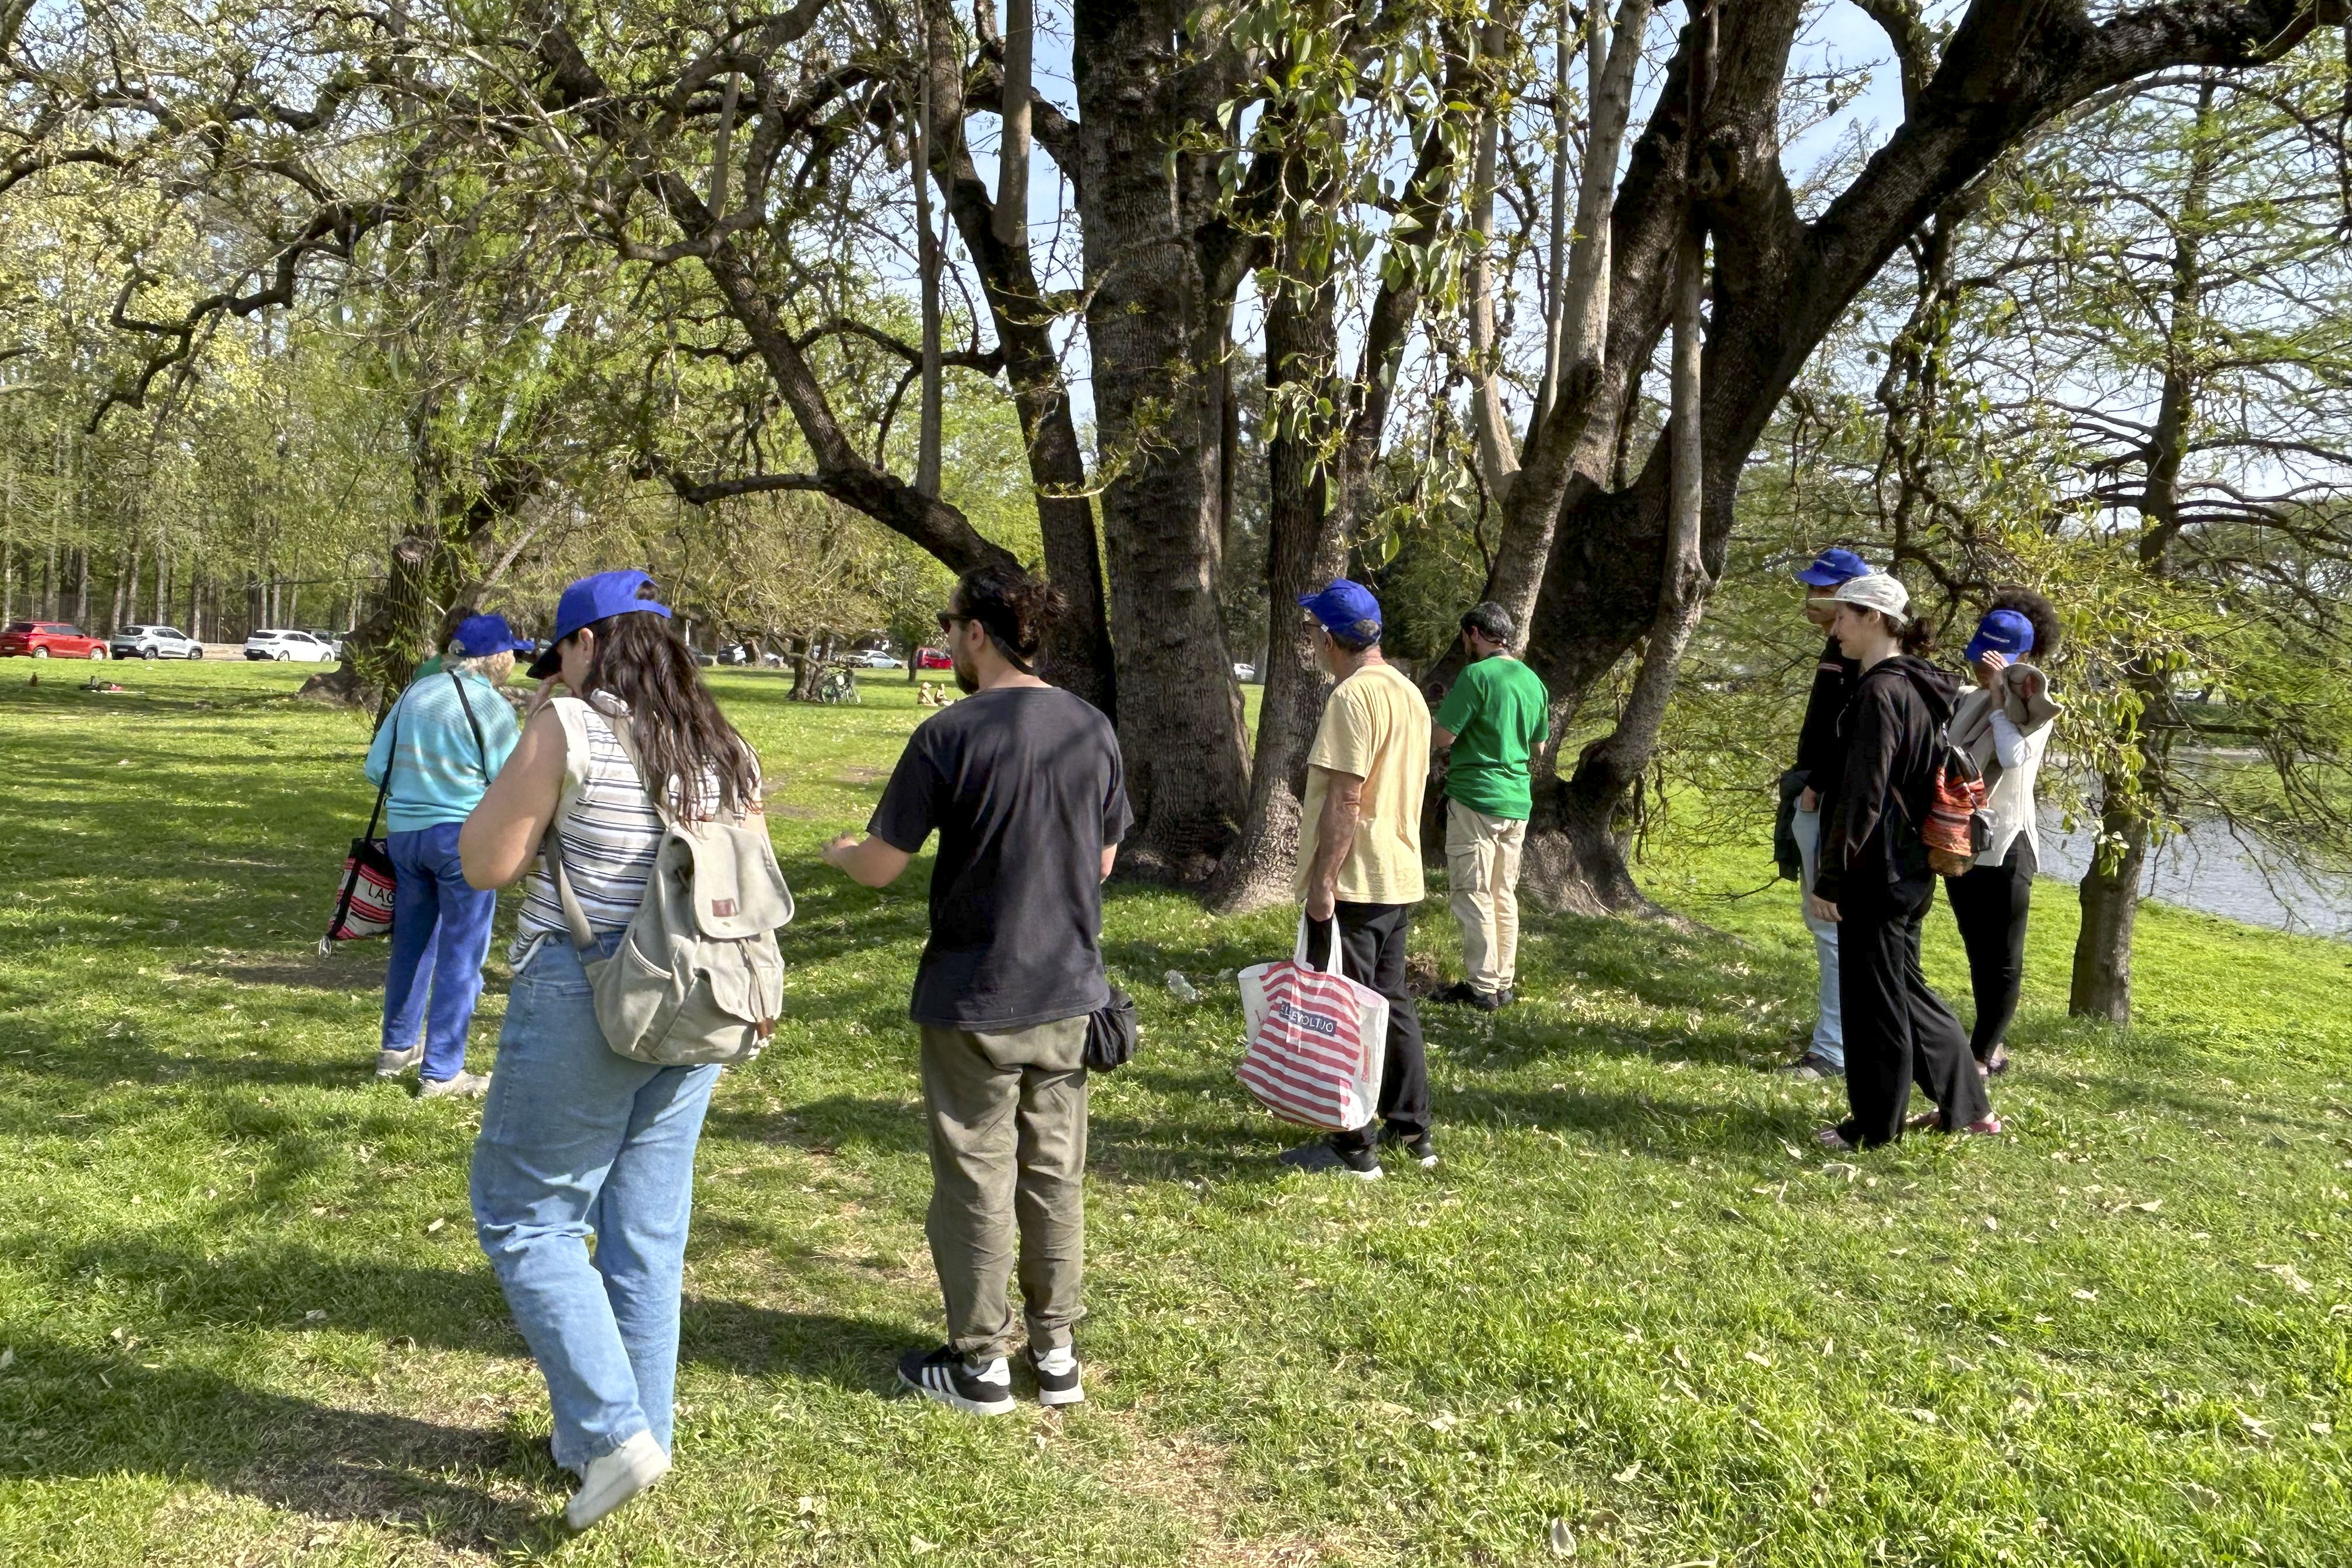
left=110, top=624, right=205, bottom=660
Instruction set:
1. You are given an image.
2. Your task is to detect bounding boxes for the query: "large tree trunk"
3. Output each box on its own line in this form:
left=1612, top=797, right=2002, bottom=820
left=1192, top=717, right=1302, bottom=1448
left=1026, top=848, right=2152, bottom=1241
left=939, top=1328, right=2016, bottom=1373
left=2070, top=774, right=2148, bottom=1021
left=1530, top=220, right=1717, bottom=912
left=925, top=0, right=1115, bottom=714
left=1206, top=235, right=1346, bottom=913
left=1074, top=0, right=1251, bottom=880
left=1208, top=33, right=1473, bottom=909
left=2067, top=76, right=2215, bottom=1021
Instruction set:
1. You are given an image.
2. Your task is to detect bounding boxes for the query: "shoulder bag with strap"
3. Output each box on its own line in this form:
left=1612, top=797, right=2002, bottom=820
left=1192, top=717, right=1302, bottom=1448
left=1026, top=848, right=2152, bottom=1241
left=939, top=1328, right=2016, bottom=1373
left=446, top=670, right=494, bottom=784
left=542, top=709, right=795, bottom=1066
left=319, top=695, right=405, bottom=950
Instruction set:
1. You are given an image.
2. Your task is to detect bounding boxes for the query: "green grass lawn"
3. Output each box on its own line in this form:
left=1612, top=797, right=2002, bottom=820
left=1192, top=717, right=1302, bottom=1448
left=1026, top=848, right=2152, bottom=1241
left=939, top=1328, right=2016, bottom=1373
left=1, top=659, right=2347, bottom=1566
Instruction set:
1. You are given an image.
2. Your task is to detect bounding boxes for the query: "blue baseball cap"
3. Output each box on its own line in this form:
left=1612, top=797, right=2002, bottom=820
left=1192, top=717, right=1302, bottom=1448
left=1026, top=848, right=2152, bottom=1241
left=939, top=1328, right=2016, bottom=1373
left=1795, top=547, right=1871, bottom=587
left=452, top=612, right=532, bottom=659
left=526, top=569, right=672, bottom=678
left=1964, top=607, right=2035, bottom=664
left=1298, top=579, right=1382, bottom=640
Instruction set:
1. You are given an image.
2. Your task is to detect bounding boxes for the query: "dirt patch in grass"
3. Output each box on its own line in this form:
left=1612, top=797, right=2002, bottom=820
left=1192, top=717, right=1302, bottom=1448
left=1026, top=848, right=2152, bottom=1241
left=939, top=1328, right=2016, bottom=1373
left=1097, top=1427, right=1344, bottom=1567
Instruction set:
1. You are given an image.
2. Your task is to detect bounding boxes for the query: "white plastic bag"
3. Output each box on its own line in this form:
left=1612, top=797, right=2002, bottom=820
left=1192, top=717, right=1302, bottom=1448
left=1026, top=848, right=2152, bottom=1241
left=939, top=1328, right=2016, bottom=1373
left=1236, top=917, right=1388, bottom=1132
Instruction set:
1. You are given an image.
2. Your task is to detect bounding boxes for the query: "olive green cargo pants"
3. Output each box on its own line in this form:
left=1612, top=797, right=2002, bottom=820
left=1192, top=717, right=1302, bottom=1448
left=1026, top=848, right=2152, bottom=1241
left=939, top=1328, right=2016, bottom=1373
left=918, top=1016, right=1088, bottom=1361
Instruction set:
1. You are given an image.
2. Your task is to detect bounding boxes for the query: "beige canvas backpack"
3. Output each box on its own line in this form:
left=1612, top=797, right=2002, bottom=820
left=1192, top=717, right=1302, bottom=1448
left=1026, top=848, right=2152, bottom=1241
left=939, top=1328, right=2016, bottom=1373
left=544, top=718, right=792, bottom=1066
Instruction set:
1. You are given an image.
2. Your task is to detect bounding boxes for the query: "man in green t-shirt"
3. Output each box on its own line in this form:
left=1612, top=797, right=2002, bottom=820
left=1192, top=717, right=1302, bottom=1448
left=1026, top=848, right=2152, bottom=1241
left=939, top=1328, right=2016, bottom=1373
left=1431, top=601, right=1550, bottom=1010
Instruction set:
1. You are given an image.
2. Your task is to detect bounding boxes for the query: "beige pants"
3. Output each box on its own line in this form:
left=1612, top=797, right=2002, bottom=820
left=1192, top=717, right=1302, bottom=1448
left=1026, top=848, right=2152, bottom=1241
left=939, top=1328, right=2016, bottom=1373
left=918, top=1017, right=1088, bottom=1360
left=1446, top=799, right=1527, bottom=996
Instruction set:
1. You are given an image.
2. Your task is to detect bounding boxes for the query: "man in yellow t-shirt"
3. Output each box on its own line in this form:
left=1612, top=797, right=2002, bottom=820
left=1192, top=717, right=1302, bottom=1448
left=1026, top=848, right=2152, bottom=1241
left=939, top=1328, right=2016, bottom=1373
left=1282, top=579, right=1434, bottom=1181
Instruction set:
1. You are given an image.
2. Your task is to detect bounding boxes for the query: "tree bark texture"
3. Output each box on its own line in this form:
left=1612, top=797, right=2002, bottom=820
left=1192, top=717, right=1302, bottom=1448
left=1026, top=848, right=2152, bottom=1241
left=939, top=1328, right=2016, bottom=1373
left=1206, top=239, right=1346, bottom=914
left=2070, top=775, right=2148, bottom=1023
left=1074, top=0, right=1251, bottom=880
left=1209, top=46, right=1473, bottom=910
left=924, top=0, right=1115, bottom=714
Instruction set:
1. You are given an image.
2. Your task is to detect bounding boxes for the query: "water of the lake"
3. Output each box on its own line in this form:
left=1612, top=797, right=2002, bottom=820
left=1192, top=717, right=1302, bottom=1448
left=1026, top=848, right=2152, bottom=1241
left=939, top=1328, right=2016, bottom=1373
left=2035, top=803, right=2352, bottom=941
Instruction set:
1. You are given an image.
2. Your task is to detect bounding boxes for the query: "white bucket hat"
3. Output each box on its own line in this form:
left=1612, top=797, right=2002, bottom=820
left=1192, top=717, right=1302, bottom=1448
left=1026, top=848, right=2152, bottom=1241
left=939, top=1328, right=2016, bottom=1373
left=1825, top=571, right=1910, bottom=626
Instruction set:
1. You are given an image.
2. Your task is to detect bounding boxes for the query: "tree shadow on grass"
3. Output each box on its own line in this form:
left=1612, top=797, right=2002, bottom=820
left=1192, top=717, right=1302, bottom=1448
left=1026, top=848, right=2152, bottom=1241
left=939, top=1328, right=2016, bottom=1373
left=0, top=1337, right=562, bottom=1555
left=702, top=1090, right=930, bottom=1159
left=22, top=1233, right=928, bottom=1401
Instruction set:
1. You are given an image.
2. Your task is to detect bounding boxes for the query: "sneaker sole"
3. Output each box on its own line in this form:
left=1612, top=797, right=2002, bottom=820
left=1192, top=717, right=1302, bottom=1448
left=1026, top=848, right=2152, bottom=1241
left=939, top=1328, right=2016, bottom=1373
left=898, top=1367, right=1015, bottom=1416
left=564, top=1452, right=670, bottom=1532
left=1035, top=1383, right=1086, bottom=1408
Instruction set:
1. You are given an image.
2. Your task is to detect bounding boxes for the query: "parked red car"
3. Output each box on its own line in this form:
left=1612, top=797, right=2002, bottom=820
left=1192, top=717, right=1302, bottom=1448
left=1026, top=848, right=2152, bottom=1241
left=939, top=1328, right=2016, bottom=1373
left=0, top=621, right=108, bottom=659
left=914, top=646, right=953, bottom=672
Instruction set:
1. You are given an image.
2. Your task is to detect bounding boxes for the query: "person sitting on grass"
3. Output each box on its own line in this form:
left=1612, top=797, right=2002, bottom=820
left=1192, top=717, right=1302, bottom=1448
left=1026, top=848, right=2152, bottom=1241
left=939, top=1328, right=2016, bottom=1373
left=457, top=570, right=765, bottom=1532
left=1807, top=571, right=1997, bottom=1150
left=365, top=612, right=528, bottom=1098
left=820, top=565, right=1130, bottom=1418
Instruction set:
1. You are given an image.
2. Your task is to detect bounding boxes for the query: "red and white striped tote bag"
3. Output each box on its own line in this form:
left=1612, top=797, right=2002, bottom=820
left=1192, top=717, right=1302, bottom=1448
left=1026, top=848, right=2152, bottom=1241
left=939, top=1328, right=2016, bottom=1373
left=1236, top=918, right=1388, bottom=1132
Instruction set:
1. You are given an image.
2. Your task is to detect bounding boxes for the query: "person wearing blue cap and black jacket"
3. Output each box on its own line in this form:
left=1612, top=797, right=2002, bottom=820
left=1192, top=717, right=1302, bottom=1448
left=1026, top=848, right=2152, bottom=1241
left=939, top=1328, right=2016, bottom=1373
left=365, top=612, right=530, bottom=1095
left=1281, top=579, right=1435, bottom=1180
left=1777, top=547, right=1871, bottom=1080
left=1944, top=592, right=2063, bottom=1078
left=1808, top=572, right=1996, bottom=1149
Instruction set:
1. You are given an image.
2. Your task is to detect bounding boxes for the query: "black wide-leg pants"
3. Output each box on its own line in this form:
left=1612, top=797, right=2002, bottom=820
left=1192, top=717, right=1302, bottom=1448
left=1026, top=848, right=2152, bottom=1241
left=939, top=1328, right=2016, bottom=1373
left=1944, top=846, right=2033, bottom=1063
left=1838, top=880, right=1989, bottom=1147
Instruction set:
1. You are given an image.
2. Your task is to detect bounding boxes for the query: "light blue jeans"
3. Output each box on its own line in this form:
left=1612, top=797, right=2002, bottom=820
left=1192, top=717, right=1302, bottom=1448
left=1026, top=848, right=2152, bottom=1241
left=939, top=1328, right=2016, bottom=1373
left=383, top=822, right=498, bottom=1081
left=1794, top=806, right=1845, bottom=1069
left=470, top=936, right=722, bottom=1474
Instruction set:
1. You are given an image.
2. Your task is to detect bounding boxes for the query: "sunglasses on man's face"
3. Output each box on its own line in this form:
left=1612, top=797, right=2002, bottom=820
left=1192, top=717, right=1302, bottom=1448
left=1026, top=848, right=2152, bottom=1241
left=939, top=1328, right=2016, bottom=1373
left=936, top=611, right=963, bottom=633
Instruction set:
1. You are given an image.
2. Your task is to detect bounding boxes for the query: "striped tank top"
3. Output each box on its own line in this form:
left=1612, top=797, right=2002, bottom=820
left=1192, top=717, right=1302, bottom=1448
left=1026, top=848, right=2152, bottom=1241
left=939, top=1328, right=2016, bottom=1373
left=512, top=696, right=667, bottom=961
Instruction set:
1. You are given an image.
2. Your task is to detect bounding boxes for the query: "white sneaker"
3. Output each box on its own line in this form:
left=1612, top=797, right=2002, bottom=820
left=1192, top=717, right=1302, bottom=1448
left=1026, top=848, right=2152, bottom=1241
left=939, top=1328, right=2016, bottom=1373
left=419, top=1070, right=491, bottom=1100
left=375, top=1045, right=423, bottom=1078
left=565, top=1430, right=670, bottom=1532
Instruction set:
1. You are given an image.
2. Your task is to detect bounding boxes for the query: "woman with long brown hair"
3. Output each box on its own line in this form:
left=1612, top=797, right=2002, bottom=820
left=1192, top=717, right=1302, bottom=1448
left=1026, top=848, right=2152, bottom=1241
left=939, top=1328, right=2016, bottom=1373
left=458, top=570, right=762, bottom=1531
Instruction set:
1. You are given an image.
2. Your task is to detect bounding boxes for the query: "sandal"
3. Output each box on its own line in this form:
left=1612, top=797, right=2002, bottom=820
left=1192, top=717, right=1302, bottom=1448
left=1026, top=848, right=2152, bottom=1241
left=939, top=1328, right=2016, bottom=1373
left=1905, top=1109, right=1943, bottom=1132
left=1959, top=1115, right=2003, bottom=1137
left=1815, top=1124, right=1857, bottom=1152
left=1982, top=1048, right=2011, bottom=1077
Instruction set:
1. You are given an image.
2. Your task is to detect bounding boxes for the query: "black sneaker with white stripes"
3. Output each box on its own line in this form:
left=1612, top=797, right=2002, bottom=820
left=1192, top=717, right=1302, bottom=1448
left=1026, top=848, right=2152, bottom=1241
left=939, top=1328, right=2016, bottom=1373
left=897, top=1346, right=1014, bottom=1415
left=1027, top=1343, right=1085, bottom=1407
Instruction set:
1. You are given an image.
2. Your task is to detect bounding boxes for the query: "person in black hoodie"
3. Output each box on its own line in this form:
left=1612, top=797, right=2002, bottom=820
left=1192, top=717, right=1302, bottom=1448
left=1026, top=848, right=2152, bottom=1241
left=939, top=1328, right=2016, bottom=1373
left=1807, top=572, right=1997, bottom=1149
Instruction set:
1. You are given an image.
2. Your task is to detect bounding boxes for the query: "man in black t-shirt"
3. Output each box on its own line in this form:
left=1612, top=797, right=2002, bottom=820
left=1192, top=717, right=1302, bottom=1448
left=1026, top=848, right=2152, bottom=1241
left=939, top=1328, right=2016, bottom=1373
left=821, top=565, right=1129, bottom=1416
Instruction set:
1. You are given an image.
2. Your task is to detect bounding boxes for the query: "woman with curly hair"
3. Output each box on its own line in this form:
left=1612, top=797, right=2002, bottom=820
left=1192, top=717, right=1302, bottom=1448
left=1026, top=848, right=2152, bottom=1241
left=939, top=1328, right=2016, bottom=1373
left=1945, top=589, right=2064, bottom=1077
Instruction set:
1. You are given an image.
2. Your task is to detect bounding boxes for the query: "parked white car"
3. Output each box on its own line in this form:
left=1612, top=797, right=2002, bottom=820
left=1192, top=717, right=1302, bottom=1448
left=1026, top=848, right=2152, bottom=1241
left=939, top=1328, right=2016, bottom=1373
left=844, top=649, right=905, bottom=669
left=110, top=625, right=205, bottom=660
left=244, top=628, right=337, bottom=662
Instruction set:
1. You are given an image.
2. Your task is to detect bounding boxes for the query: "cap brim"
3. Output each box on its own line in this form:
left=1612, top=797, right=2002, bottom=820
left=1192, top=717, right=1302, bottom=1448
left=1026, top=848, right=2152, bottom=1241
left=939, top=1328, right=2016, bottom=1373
left=1794, top=566, right=1847, bottom=586
left=524, top=646, right=561, bottom=681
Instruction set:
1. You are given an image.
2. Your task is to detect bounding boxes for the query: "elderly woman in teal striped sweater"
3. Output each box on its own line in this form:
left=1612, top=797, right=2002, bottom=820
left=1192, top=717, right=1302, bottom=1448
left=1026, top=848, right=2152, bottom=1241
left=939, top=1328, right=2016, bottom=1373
left=363, top=614, right=528, bottom=1096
